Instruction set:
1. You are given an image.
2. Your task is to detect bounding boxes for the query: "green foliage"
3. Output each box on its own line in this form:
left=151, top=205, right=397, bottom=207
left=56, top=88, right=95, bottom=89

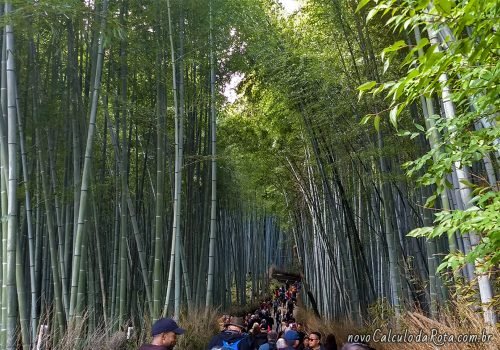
left=218, top=0, right=419, bottom=227
left=410, top=187, right=500, bottom=274
left=359, top=0, right=500, bottom=275
left=218, top=81, right=302, bottom=218
left=365, top=298, right=396, bottom=332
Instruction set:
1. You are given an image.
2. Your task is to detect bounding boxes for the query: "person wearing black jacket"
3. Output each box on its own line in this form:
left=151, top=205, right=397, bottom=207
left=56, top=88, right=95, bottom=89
left=251, top=324, right=269, bottom=349
left=207, top=317, right=253, bottom=350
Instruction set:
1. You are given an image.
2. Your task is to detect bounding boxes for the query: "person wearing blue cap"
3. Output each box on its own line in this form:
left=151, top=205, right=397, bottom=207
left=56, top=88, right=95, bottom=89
left=283, top=330, right=301, bottom=349
left=139, top=318, right=185, bottom=350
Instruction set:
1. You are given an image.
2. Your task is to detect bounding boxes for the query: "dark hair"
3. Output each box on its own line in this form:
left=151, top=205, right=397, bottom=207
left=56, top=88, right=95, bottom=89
left=341, top=343, right=374, bottom=350
left=310, top=331, right=322, bottom=340
left=325, top=333, right=337, bottom=350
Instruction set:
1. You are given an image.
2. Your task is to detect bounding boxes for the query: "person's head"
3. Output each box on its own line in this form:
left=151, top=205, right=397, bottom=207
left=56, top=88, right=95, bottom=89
left=225, top=316, right=246, bottom=333
left=276, top=338, right=287, bottom=349
left=297, top=323, right=304, bottom=331
left=291, top=323, right=297, bottom=330
left=341, top=343, right=374, bottom=350
left=268, top=330, right=278, bottom=344
left=284, top=330, right=301, bottom=348
left=303, top=335, right=310, bottom=347
left=150, top=318, right=185, bottom=347
left=325, top=333, right=337, bottom=350
left=308, top=332, right=322, bottom=348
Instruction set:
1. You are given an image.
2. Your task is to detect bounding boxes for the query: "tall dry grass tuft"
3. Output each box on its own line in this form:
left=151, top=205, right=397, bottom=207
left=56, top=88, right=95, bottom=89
left=34, top=311, right=129, bottom=350
left=120, top=307, right=221, bottom=350
left=174, top=307, right=221, bottom=350
left=32, top=307, right=221, bottom=349
left=31, top=300, right=497, bottom=349
left=295, top=301, right=499, bottom=350
left=390, top=303, right=499, bottom=350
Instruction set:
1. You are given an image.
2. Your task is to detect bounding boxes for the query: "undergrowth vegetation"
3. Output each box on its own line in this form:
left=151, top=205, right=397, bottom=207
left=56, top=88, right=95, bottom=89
left=296, top=301, right=499, bottom=350
left=31, top=296, right=498, bottom=349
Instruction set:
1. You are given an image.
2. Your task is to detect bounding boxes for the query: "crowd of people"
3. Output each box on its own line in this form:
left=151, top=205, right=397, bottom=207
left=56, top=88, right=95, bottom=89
left=207, top=314, right=340, bottom=350
left=139, top=282, right=375, bottom=350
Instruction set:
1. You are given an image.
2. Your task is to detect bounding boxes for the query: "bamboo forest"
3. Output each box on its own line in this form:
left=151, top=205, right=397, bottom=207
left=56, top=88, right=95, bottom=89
left=0, top=0, right=498, bottom=349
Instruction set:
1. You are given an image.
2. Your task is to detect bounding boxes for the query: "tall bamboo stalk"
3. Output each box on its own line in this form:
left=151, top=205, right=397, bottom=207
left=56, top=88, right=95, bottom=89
left=427, top=23, right=496, bottom=326
left=69, top=0, right=108, bottom=321
left=206, top=0, right=217, bottom=311
left=5, top=4, right=18, bottom=346
left=36, top=129, right=66, bottom=331
left=153, top=38, right=166, bottom=319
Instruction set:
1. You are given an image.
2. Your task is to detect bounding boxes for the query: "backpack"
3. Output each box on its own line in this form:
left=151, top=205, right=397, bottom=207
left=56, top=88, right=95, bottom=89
left=221, top=338, right=243, bottom=350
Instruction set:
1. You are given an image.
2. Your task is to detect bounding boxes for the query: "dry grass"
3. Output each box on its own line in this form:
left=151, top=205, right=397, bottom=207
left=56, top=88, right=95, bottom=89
left=174, top=307, right=221, bottom=350
left=32, top=299, right=498, bottom=350
left=35, top=312, right=130, bottom=350
left=295, top=302, right=499, bottom=350
left=32, top=307, right=223, bottom=349
left=124, top=308, right=221, bottom=350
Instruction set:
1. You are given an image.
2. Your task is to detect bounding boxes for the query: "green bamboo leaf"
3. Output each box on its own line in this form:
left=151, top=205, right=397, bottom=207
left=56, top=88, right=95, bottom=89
left=360, top=115, right=371, bottom=125
left=414, top=123, right=425, bottom=132
left=383, top=40, right=407, bottom=53
left=465, top=205, right=479, bottom=212
left=437, top=261, right=448, bottom=273
left=389, top=106, right=398, bottom=128
left=408, top=226, right=433, bottom=237
left=374, top=115, right=380, bottom=131
left=397, top=130, right=412, bottom=137
left=355, top=0, right=372, bottom=12
left=415, top=37, right=429, bottom=51
left=416, top=0, right=431, bottom=11
left=459, top=179, right=476, bottom=188
left=394, top=82, right=405, bottom=100
left=358, top=80, right=376, bottom=91
left=425, top=194, right=437, bottom=207
left=383, top=58, right=390, bottom=74
left=366, top=8, right=377, bottom=22
left=435, top=0, right=453, bottom=14
left=403, top=18, right=412, bottom=30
